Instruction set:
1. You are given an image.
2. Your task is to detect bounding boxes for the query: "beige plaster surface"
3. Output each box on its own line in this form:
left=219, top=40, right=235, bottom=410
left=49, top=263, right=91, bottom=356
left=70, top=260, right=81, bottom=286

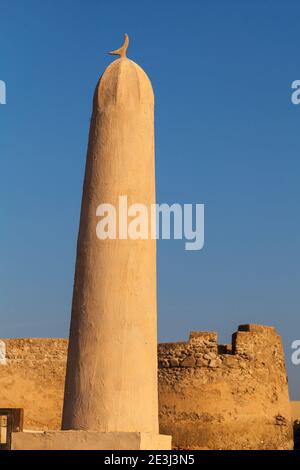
left=62, top=57, right=158, bottom=434
left=11, top=431, right=171, bottom=450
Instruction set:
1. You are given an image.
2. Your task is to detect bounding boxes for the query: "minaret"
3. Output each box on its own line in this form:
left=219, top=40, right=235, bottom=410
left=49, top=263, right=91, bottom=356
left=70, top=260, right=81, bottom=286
left=11, top=35, right=170, bottom=449
left=61, top=33, right=158, bottom=433
left=61, top=34, right=163, bottom=438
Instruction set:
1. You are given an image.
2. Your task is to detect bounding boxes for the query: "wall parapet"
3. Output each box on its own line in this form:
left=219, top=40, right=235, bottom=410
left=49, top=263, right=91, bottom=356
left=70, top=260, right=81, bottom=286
left=158, top=324, right=285, bottom=373
left=0, top=339, right=68, bottom=363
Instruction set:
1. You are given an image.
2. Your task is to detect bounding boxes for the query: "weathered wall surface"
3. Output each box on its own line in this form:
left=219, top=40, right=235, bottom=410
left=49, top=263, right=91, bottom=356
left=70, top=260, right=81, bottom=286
left=0, top=339, right=67, bottom=430
left=158, top=325, right=293, bottom=450
left=0, top=325, right=294, bottom=449
left=291, top=401, right=300, bottom=421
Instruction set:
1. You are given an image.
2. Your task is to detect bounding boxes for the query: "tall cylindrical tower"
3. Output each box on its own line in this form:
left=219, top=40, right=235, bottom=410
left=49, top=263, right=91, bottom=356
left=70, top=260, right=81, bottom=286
left=62, top=38, right=158, bottom=434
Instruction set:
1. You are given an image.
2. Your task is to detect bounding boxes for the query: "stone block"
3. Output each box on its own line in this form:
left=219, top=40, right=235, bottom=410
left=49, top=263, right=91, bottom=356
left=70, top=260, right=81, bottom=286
left=11, top=431, right=171, bottom=450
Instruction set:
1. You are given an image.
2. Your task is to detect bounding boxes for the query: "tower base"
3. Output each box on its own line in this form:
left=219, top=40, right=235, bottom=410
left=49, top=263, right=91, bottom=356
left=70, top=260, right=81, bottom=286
left=11, top=430, right=171, bottom=450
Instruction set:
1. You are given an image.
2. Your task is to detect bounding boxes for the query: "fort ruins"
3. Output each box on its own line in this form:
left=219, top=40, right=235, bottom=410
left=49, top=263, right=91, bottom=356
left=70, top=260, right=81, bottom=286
left=0, top=324, right=295, bottom=449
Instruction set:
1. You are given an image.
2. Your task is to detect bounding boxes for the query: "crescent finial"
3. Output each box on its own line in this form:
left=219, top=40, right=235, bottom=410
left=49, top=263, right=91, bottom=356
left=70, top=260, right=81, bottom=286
left=109, top=33, right=129, bottom=59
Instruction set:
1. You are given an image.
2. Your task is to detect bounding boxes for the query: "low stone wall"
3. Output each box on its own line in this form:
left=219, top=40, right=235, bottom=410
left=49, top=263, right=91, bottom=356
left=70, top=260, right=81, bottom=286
left=158, top=325, right=293, bottom=449
left=0, top=339, right=67, bottom=430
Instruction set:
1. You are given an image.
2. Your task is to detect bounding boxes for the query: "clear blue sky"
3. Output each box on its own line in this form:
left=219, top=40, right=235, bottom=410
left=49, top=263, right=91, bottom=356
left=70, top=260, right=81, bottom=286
left=1, top=0, right=299, bottom=398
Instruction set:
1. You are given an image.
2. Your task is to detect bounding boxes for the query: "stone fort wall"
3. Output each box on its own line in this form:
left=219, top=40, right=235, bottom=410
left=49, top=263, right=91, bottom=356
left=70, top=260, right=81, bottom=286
left=158, top=324, right=293, bottom=449
left=0, top=338, right=67, bottom=430
left=0, top=325, right=294, bottom=449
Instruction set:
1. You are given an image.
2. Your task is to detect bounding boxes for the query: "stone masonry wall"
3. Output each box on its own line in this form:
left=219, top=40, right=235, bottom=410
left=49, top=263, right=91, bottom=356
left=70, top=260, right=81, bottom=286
left=158, top=325, right=293, bottom=449
left=0, top=339, right=67, bottom=430
left=0, top=325, right=294, bottom=449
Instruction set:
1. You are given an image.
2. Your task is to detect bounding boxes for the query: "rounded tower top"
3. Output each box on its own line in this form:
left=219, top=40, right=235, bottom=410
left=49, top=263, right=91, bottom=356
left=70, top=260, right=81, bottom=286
left=94, top=35, right=154, bottom=112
